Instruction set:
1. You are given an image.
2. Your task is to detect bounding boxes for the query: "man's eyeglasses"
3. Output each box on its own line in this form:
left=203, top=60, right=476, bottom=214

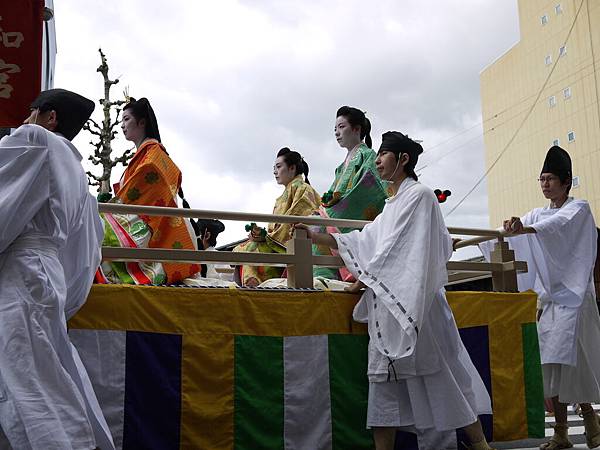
left=538, top=176, right=559, bottom=183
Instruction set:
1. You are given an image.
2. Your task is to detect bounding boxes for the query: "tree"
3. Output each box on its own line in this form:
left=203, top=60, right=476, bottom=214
left=84, top=48, right=133, bottom=199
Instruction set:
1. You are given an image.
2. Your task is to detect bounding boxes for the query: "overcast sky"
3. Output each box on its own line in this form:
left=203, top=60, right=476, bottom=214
left=53, top=0, right=520, bottom=256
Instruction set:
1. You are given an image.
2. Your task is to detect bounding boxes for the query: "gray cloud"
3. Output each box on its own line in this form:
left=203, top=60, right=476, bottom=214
left=55, top=0, right=519, bottom=244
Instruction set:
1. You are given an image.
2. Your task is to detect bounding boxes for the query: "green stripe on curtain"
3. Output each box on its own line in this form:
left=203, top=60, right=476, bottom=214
left=521, top=323, right=545, bottom=438
left=234, top=336, right=284, bottom=450
left=328, top=334, right=372, bottom=450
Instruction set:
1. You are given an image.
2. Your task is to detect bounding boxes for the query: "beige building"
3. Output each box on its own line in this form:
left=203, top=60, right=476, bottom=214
left=481, top=0, right=600, bottom=227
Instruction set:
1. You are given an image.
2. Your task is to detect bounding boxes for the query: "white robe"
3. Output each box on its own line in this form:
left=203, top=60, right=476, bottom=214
left=0, top=125, right=114, bottom=449
left=481, top=198, right=600, bottom=402
left=333, top=178, right=491, bottom=430
left=204, top=246, right=233, bottom=281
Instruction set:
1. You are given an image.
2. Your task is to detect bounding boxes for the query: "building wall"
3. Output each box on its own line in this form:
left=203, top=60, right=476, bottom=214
left=481, top=0, right=600, bottom=227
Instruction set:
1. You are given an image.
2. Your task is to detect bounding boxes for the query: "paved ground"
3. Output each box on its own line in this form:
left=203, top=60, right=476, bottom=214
left=491, top=404, right=598, bottom=450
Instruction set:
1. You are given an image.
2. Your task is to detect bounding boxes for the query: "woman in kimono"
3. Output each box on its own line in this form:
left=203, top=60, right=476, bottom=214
left=496, top=146, right=600, bottom=450
left=313, top=106, right=388, bottom=280
left=97, top=97, right=199, bottom=285
left=294, top=132, right=494, bottom=450
left=233, top=148, right=320, bottom=286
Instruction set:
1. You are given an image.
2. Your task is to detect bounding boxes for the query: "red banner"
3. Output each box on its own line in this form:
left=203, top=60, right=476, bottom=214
left=0, top=0, right=44, bottom=127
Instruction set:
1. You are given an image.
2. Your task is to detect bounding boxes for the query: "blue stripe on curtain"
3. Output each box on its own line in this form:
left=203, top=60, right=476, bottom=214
left=457, top=326, right=493, bottom=449
left=123, top=331, right=182, bottom=450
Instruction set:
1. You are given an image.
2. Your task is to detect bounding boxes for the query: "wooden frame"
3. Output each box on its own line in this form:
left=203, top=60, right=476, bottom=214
left=99, top=203, right=525, bottom=291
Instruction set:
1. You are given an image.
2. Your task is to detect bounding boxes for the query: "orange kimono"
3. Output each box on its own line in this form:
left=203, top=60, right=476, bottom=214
left=113, top=139, right=199, bottom=283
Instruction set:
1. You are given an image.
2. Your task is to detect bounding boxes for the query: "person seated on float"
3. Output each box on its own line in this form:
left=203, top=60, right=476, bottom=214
left=97, top=97, right=199, bottom=285
left=197, top=219, right=229, bottom=279
left=483, top=146, right=600, bottom=450
left=233, top=147, right=320, bottom=287
left=293, top=131, right=494, bottom=450
left=313, top=106, right=388, bottom=281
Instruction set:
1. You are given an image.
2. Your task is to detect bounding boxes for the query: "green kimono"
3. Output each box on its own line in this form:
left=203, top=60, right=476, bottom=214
left=314, top=143, right=388, bottom=280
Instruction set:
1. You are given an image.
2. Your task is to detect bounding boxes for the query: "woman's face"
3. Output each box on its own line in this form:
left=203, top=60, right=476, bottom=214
left=334, top=115, right=361, bottom=150
left=273, top=156, right=296, bottom=186
left=539, top=172, right=569, bottom=200
left=121, top=109, right=146, bottom=143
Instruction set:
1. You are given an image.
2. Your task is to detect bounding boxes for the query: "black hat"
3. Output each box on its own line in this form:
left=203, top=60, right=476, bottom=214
left=541, top=145, right=572, bottom=180
left=30, top=88, right=95, bottom=141
left=379, top=131, right=423, bottom=161
left=199, top=219, right=225, bottom=235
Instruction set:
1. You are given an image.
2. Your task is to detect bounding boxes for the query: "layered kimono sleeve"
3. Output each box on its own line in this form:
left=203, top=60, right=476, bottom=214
left=268, top=183, right=320, bottom=246
left=0, top=126, right=51, bottom=253
left=325, top=148, right=387, bottom=223
left=526, top=200, right=596, bottom=307
left=116, top=146, right=180, bottom=224
left=115, top=143, right=199, bottom=281
left=333, top=184, right=451, bottom=360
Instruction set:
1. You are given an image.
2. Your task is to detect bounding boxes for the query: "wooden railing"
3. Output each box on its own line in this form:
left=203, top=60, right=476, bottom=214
left=98, top=203, right=526, bottom=291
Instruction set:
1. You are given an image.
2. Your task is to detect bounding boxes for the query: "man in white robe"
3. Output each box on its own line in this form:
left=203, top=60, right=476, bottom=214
left=198, top=219, right=229, bottom=279
left=295, top=132, right=494, bottom=450
left=0, top=89, right=114, bottom=449
left=484, top=146, right=600, bottom=450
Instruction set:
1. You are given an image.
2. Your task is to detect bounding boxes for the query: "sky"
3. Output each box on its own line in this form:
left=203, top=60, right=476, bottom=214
left=52, top=0, right=521, bottom=257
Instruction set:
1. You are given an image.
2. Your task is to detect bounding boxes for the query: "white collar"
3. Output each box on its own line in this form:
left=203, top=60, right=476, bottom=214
left=545, top=196, right=574, bottom=211
left=385, top=177, right=417, bottom=203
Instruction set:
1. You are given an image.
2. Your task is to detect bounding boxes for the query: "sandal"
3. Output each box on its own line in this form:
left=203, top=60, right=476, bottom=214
left=463, top=440, right=497, bottom=450
left=539, top=424, right=573, bottom=450
left=583, top=410, right=600, bottom=448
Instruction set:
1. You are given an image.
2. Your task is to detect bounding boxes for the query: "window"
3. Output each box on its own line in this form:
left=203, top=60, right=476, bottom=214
left=545, top=54, right=553, bottom=66
left=572, top=176, right=580, bottom=189
left=553, top=138, right=560, bottom=146
left=559, top=45, right=567, bottom=57
left=555, top=4, right=563, bottom=14
left=567, top=131, right=575, bottom=142
left=564, top=87, right=572, bottom=99
left=549, top=95, right=557, bottom=107
left=541, top=14, right=549, bottom=25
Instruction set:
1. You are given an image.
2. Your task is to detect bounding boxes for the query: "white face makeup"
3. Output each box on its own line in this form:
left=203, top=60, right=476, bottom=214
left=334, top=115, right=361, bottom=150
left=121, top=109, right=146, bottom=144
left=273, top=156, right=297, bottom=186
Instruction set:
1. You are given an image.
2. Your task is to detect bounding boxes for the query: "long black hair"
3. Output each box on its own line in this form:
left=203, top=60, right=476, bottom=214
left=123, top=97, right=161, bottom=142
left=277, top=147, right=310, bottom=184
left=336, top=106, right=372, bottom=148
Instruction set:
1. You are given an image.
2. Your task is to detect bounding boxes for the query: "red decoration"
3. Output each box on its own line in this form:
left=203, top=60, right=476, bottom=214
left=0, top=0, right=44, bottom=127
left=434, top=189, right=452, bottom=203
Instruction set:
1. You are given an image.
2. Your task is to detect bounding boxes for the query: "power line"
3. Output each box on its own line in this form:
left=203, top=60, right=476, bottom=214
left=422, top=121, right=482, bottom=154
left=417, top=58, right=598, bottom=174
left=444, top=0, right=587, bottom=219
left=416, top=133, right=483, bottom=173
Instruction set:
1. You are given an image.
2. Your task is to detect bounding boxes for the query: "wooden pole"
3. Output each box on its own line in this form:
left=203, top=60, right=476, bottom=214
left=286, top=228, right=313, bottom=288
left=489, top=238, right=518, bottom=292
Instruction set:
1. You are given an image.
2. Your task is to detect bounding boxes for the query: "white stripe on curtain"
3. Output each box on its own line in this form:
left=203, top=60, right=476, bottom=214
left=283, top=335, right=333, bottom=450
left=70, top=329, right=126, bottom=450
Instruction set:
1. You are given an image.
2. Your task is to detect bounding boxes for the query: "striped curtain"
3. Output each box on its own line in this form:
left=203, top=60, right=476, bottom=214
left=69, top=286, right=544, bottom=449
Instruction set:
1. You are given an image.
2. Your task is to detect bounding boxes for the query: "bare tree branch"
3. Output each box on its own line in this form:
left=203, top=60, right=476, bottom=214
left=114, top=147, right=135, bottom=165
left=85, top=48, right=133, bottom=194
